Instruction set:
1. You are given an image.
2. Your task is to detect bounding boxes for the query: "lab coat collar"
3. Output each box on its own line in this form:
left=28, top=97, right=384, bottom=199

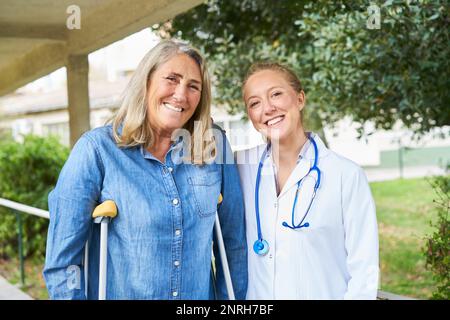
left=265, top=132, right=329, bottom=160
left=277, top=132, right=329, bottom=198
left=303, top=132, right=330, bottom=160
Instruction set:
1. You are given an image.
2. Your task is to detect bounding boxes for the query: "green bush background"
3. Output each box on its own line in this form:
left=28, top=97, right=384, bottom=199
left=423, top=175, right=449, bottom=299
left=0, top=135, right=69, bottom=260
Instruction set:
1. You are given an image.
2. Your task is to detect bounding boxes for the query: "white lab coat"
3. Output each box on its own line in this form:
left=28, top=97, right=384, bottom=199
left=236, top=133, right=379, bottom=300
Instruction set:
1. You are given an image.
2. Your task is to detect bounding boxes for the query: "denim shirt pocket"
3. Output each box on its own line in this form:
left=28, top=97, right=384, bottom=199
left=188, top=169, right=221, bottom=218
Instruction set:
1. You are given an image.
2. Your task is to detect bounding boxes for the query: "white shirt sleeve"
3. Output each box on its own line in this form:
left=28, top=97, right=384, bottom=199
left=341, top=166, right=379, bottom=300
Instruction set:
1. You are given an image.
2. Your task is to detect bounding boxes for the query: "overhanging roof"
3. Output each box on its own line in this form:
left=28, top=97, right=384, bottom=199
left=0, top=0, right=202, bottom=96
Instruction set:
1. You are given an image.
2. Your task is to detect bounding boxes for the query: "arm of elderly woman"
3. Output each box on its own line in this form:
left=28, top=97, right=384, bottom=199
left=212, top=128, right=248, bottom=300
left=43, top=134, right=103, bottom=300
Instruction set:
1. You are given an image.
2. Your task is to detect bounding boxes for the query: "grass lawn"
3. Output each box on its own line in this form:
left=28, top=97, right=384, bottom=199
left=370, top=177, right=440, bottom=299
left=0, top=177, right=443, bottom=300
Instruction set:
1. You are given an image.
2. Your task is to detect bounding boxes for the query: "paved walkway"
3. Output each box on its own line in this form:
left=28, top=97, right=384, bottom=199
left=0, top=275, right=33, bottom=300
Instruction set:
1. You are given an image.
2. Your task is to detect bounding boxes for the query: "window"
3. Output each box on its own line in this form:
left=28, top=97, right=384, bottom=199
left=42, top=122, right=69, bottom=146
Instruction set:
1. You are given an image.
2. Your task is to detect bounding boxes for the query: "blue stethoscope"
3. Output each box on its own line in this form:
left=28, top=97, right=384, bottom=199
left=253, top=134, right=321, bottom=256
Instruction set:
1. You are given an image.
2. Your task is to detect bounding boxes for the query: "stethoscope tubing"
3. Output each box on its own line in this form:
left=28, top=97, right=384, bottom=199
left=254, top=134, right=321, bottom=255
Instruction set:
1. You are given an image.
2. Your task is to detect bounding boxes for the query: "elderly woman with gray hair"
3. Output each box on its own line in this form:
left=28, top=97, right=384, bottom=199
left=43, top=40, right=247, bottom=300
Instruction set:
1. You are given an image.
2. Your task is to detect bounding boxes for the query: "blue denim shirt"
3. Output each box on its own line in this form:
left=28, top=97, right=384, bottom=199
left=43, top=125, right=247, bottom=300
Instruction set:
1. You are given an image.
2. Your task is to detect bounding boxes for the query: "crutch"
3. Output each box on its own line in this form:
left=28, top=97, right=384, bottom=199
left=84, top=200, right=117, bottom=300
left=84, top=198, right=234, bottom=299
left=214, top=193, right=236, bottom=300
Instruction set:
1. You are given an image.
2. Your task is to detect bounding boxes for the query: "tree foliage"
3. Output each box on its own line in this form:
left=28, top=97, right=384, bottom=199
left=155, top=0, right=450, bottom=134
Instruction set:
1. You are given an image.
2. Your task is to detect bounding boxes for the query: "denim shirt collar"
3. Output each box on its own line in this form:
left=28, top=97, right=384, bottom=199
left=116, top=122, right=184, bottom=162
left=140, top=135, right=184, bottom=163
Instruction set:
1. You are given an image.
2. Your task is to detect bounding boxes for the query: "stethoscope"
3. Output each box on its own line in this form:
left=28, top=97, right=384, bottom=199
left=253, top=134, right=321, bottom=256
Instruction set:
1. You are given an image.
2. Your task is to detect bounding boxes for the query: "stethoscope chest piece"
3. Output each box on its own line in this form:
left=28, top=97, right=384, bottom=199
left=253, top=239, right=269, bottom=256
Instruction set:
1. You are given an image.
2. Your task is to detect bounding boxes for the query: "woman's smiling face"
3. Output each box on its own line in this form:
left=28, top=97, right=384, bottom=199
left=147, top=53, right=202, bottom=136
left=243, top=69, right=305, bottom=141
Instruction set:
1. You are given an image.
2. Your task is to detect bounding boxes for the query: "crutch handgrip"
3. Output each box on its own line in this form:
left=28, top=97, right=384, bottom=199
left=92, top=200, right=117, bottom=219
left=89, top=200, right=117, bottom=300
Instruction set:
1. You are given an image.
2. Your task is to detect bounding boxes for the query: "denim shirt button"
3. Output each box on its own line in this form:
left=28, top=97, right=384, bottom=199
left=172, top=198, right=179, bottom=205
left=174, top=260, right=180, bottom=267
left=168, top=167, right=173, bottom=173
left=172, top=291, right=178, bottom=297
left=175, top=229, right=181, bottom=236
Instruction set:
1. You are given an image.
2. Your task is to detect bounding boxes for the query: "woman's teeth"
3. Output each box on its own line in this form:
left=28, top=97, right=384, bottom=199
left=163, top=103, right=183, bottom=112
left=267, top=116, right=284, bottom=126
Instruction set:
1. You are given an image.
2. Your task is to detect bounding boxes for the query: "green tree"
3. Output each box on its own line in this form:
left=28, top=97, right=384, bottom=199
left=155, top=0, right=450, bottom=135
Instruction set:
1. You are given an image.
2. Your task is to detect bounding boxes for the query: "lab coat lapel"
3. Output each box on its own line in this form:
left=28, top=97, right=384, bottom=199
left=277, top=133, right=328, bottom=198
left=256, top=145, right=278, bottom=201
left=249, top=145, right=278, bottom=240
left=248, top=144, right=278, bottom=203
left=278, top=158, right=310, bottom=198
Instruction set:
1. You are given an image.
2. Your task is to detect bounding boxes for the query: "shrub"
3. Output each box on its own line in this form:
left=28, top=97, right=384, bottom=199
left=424, top=174, right=450, bottom=300
left=0, top=134, right=69, bottom=260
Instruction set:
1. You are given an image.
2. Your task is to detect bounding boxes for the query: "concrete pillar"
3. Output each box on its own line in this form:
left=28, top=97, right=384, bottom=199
left=67, top=55, right=90, bottom=148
